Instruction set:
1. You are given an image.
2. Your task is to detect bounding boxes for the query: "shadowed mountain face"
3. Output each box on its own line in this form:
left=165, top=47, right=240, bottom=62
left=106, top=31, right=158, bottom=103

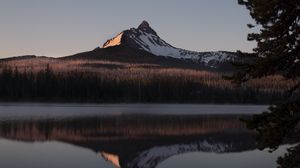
left=0, top=114, right=257, bottom=168
left=62, top=45, right=207, bottom=70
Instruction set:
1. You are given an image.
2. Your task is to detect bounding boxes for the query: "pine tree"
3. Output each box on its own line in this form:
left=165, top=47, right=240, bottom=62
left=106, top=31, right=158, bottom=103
left=234, top=0, right=300, bottom=167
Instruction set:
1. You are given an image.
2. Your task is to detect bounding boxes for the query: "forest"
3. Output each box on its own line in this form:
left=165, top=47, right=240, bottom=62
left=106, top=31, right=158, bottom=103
left=0, top=64, right=291, bottom=103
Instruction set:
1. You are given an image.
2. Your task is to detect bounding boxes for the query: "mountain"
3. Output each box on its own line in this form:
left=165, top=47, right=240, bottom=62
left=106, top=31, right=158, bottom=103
left=0, top=21, right=241, bottom=71
left=102, top=21, right=237, bottom=68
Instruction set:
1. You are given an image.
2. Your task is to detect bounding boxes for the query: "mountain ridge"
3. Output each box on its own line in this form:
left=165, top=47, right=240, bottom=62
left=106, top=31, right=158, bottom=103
left=101, top=21, right=238, bottom=68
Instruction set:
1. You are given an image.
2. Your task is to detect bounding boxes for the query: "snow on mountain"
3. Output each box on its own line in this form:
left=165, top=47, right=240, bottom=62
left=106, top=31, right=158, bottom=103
left=103, top=32, right=124, bottom=49
left=102, top=21, right=237, bottom=66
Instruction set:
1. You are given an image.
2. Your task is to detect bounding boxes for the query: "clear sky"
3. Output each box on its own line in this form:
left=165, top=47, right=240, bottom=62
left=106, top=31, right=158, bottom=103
left=0, top=0, right=255, bottom=58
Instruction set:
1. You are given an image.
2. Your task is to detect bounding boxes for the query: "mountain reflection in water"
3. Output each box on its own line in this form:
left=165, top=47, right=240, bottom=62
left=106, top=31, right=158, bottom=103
left=0, top=114, right=256, bottom=168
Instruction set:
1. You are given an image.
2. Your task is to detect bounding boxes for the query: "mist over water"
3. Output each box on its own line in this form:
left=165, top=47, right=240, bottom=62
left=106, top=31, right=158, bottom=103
left=0, top=103, right=268, bottom=119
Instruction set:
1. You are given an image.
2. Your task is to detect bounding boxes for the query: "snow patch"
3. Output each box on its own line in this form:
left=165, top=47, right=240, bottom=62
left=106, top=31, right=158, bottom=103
left=103, top=32, right=124, bottom=48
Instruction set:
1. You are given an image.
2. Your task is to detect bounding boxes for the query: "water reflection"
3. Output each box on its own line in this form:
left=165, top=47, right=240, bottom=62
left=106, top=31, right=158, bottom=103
left=0, top=114, right=259, bottom=168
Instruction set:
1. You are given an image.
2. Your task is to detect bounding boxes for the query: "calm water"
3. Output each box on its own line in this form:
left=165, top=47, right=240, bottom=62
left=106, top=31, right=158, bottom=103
left=0, top=104, right=288, bottom=168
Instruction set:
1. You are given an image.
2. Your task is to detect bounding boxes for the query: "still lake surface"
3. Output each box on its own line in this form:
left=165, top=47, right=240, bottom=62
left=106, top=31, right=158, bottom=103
left=0, top=104, right=288, bottom=168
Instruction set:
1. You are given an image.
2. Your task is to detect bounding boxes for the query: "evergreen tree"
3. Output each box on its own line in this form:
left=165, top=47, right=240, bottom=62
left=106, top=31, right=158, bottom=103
left=233, top=0, right=300, bottom=167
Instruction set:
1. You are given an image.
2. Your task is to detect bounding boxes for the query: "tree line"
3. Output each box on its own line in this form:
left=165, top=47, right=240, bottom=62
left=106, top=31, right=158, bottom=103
left=0, top=65, right=286, bottom=103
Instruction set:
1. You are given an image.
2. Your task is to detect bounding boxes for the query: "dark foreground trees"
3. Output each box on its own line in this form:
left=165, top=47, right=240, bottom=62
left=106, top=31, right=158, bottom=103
left=233, top=0, right=300, bottom=167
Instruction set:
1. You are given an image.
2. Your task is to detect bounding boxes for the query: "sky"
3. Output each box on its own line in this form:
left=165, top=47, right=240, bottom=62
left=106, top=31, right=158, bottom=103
left=0, top=0, right=256, bottom=58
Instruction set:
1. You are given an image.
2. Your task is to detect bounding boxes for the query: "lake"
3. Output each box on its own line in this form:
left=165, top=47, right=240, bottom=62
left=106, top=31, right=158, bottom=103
left=0, top=104, right=288, bottom=168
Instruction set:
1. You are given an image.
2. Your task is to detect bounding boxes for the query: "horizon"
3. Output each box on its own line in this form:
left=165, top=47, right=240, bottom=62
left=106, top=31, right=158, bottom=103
left=0, top=0, right=256, bottom=58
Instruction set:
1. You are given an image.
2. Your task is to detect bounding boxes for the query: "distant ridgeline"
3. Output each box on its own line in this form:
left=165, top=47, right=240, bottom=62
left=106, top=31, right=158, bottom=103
left=0, top=64, right=290, bottom=104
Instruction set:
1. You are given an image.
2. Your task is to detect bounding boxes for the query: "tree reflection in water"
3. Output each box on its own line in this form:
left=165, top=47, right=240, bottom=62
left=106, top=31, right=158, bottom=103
left=0, top=114, right=259, bottom=168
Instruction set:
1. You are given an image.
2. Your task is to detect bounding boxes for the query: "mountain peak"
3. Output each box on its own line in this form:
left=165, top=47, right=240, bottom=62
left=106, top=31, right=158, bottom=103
left=137, top=20, right=157, bottom=35
left=138, top=20, right=150, bottom=29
